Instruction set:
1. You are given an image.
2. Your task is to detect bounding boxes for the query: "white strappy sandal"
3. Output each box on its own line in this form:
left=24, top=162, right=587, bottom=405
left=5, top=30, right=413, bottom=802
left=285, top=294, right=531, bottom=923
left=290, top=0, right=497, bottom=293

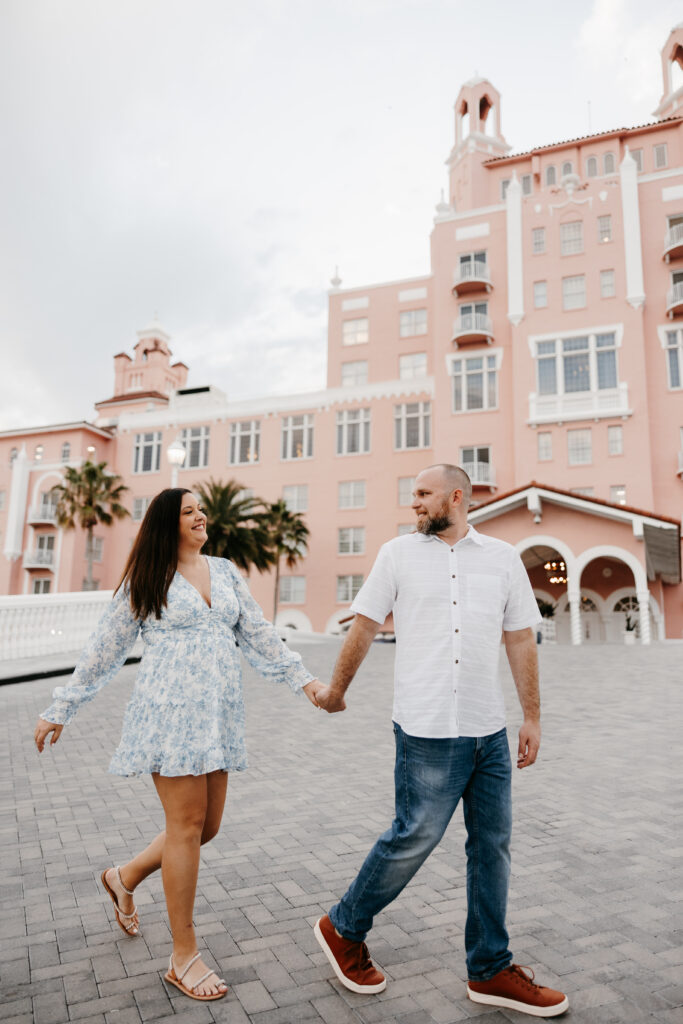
left=164, top=951, right=228, bottom=1001
left=100, top=866, right=139, bottom=936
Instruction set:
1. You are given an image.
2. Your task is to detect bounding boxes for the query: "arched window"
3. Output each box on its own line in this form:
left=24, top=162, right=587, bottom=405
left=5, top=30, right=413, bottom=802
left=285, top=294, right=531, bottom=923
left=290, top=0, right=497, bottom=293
left=61, top=442, right=71, bottom=462
left=9, top=447, right=17, bottom=466
left=586, top=156, right=598, bottom=178
left=603, top=152, right=616, bottom=174
left=545, top=165, right=556, bottom=186
left=561, top=160, right=573, bottom=177
left=613, top=595, right=638, bottom=614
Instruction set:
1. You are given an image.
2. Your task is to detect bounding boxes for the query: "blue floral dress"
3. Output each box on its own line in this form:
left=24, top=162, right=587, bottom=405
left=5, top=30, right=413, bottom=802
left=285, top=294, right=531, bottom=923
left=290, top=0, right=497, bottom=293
left=41, top=557, right=314, bottom=777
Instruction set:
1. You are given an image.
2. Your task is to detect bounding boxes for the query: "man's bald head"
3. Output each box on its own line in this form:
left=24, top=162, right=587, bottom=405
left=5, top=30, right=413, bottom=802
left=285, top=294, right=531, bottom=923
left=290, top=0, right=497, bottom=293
left=423, top=464, right=472, bottom=507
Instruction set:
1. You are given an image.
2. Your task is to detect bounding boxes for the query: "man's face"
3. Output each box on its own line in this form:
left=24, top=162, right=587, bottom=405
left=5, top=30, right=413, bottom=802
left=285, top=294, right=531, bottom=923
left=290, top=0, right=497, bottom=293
left=412, top=470, right=453, bottom=535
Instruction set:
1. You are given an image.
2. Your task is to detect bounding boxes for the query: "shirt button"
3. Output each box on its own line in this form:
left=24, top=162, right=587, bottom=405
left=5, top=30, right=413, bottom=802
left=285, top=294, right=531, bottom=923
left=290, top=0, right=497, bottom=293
left=452, top=600, right=457, bottom=605
left=451, top=574, right=456, bottom=579
left=455, top=628, right=459, bottom=633
left=455, top=658, right=459, bottom=664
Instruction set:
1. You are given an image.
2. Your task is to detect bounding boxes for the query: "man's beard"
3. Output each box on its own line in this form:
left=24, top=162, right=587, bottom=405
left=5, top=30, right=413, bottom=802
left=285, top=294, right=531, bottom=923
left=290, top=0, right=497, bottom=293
left=416, top=500, right=453, bottom=535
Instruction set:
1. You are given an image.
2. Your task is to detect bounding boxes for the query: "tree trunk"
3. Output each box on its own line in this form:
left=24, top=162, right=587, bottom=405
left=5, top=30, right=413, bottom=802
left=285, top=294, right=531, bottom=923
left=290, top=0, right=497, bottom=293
left=273, top=557, right=280, bottom=624
left=85, top=524, right=95, bottom=591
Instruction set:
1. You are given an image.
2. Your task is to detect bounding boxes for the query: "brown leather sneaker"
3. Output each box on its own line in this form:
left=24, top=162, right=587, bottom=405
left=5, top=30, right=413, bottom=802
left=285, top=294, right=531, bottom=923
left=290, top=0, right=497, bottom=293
left=314, top=915, right=386, bottom=994
left=468, top=964, right=568, bottom=1017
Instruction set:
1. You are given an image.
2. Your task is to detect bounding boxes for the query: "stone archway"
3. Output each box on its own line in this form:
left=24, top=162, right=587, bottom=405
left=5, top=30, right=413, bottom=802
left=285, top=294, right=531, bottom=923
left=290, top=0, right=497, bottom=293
left=516, top=535, right=576, bottom=641
left=575, top=546, right=652, bottom=644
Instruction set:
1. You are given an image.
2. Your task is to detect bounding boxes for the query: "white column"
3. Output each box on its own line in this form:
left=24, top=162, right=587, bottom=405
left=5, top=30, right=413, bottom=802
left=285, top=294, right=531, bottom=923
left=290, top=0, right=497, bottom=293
left=3, top=446, right=30, bottom=561
left=619, top=147, right=645, bottom=308
left=567, top=586, right=582, bottom=646
left=637, top=590, right=651, bottom=645
left=506, top=174, right=524, bottom=325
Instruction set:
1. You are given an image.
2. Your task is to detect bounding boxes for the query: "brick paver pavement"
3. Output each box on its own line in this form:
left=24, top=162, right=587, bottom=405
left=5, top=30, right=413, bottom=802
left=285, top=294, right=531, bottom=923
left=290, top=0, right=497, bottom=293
left=1, top=637, right=681, bottom=1023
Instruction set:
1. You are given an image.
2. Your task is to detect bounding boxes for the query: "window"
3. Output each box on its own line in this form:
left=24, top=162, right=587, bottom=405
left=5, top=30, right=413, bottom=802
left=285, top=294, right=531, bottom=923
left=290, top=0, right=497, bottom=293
left=562, top=275, right=586, bottom=310
left=38, top=492, right=57, bottom=518
left=398, top=477, right=415, bottom=506
left=180, top=426, right=210, bottom=469
left=610, top=485, right=627, bottom=505
left=532, top=227, right=546, bottom=254
left=394, top=402, right=431, bottom=450
left=61, top=442, right=71, bottom=462
left=281, top=415, right=314, bottom=460
left=397, top=524, right=414, bottom=536
left=236, top=488, right=253, bottom=502
left=570, top=487, right=594, bottom=496
left=341, top=361, right=368, bottom=387
left=586, top=156, right=598, bottom=178
left=133, top=432, right=162, bottom=473
left=230, top=421, right=260, bottom=465
left=399, top=309, right=428, bottom=337
left=132, top=497, right=152, bottom=521
left=537, top=432, right=552, bottom=461
left=338, top=480, right=366, bottom=509
left=600, top=270, right=616, bottom=298
left=521, top=174, right=532, bottom=196
left=34, top=444, right=44, bottom=462
left=545, top=165, right=556, bottom=186
left=9, top=447, right=17, bottom=466
left=460, top=445, right=490, bottom=474
left=536, top=331, right=618, bottom=397
left=608, top=425, right=623, bottom=455
left=342, top=318, right=369, bottom=346
left=32, top=579, right=51, bottom=594
left=665, top=330, right=682, bottom=388
left=452, top=354, right=499, bottom=412
left=87, top=537, right=104, bottom=563
left=654, top=143, right=668, bottom=170
left=501, top=178, right=511, bottom=199
left=533, top=281, right=548, bottom=309
left=603, top=152, right=616, bottom=174
left=458, top=251, right=487, bottom=280
left=279, top=576, right=306, bottom=604
left=336, top=408, right=371, bottom=456
left=631, top=149, right=643, bottom=173
left=560, top=221, right=583, bottom=256
left=399, top=353, right=427, bottom=380
left=561, top=161, right=573, bottom=177
left=598, top=215, right=612, bottom=243
left=283, top=484, right=308, bottom=513
left=567, top=428, right=592, bottom=465
left=338, top=527, right=365, bottom=555
left=337, top=575, right=364, bottom=603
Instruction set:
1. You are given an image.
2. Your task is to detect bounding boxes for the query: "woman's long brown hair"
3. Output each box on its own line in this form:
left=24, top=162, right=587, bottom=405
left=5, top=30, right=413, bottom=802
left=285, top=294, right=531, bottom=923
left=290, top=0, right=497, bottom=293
left=116, top=488, right=191, bottom=620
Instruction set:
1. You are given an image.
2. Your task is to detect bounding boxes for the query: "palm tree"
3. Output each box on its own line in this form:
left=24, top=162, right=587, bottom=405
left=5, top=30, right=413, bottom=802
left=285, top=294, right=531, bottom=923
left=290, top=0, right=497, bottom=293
left=194, top=478, right=275, bottom=573
left=265, top=499, right=310, bottom=623
left=51, top=461, right=129, bottom=590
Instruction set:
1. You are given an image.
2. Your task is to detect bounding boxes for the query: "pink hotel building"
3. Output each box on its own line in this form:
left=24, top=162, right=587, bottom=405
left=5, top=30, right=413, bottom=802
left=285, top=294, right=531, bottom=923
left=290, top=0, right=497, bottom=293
left=2, top=28, right=683, bottom=645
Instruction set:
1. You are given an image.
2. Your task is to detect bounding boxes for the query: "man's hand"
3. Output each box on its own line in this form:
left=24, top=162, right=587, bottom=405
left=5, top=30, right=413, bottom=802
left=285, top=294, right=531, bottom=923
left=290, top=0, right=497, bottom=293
left=517, top=719, right=541, bottom=769
left=34, top=718, right=64, bottom=753
left=313, top=685, right=347, bottom=714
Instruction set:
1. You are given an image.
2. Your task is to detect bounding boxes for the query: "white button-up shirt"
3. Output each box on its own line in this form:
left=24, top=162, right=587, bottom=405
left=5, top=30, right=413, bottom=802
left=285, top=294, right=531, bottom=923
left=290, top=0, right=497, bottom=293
left=350, top=526, right=540, bottom=739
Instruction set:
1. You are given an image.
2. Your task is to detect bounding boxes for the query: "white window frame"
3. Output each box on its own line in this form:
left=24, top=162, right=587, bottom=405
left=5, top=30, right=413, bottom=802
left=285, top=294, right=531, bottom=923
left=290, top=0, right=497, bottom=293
left=337, top=574, right=364, bottom=603
left=61, top=442, right=71, bottom=463
left=631, top=149, right=643, bottom=173
left=654, top=143, right=668, bottom=170
left=338, top=526, right=365, bottom=555
left=600, top=269, right=616, bottom=299
left=230, top=420, right=260, bottom=465
left=662, top=327, right=683, bottom=389
left=598, top=215, right=612, bottom=243
left=537, top=431, right=553, bottom=461
left=87, top=536, right=104, bottom=563
left=533, top=281, right=548, bottom=309
left=394, top=401, right=431, bottom=450
left=521, top=173, right=532, bottom=196
left=398, top=477, right=415, bottom=506
left=533, top=329, right=620, bottom=399
left=133, top=432, right=162, bottom=474
left=32, top=578, right=52, bottom=594
left=338, top=480, right=366, bottom=509
left=281, top=414, right=314, bottom=460
left=562, top=275, right=586, bottom=310
left=545, top=165, right=556, bottom=186
left=399, top=353, right=428, bottom=380
left=609, top=485, right=627, bottom=506
left=282, top=484, right=308, bottom=513
left=279, top=576, right=306, bottom=604
left=567, top=428, right=592, bottom=466
left=342, top=318, right=369, bottom=347
left=132, top=496, right=152, bottom=522
left=561, top=160, right=573, bottom=177
left=532, top=227, right=546, bottom=254
left=501, top=178, right=511, bottom=200
left=341, top=360, right=368, bottom=387
left=447, top=348, right=502, bottom=414
left=180, top=426, right=210, bottom=470
left=560, top=220, right=583, bottom=256
left=336, top=408, right=371, bottom=456
left=586, top=156, right=598, bottom=178
left=607, top=425, right=623, bottom=456
left=603, top=152, right=616, bottom=174
left=399, top=309, right=428, bottom=338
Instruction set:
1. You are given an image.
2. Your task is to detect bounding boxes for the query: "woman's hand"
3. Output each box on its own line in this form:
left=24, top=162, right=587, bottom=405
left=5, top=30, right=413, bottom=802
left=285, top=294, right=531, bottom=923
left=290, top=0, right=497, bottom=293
left=302, top=680, right=326, bottom=707
left=34, top=718, right=64, bottom=753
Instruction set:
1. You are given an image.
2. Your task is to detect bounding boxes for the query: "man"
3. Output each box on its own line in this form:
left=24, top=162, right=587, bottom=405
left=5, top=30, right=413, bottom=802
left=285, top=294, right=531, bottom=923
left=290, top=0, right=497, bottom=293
left=313, top=464, right=568, bottom=1017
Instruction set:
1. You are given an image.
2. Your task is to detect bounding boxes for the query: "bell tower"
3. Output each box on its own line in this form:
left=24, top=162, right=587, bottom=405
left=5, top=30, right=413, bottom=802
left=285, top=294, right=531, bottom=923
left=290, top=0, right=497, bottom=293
left=446, top=78, right=509, bottom=211
left=654, top=24, right=683, bottom=119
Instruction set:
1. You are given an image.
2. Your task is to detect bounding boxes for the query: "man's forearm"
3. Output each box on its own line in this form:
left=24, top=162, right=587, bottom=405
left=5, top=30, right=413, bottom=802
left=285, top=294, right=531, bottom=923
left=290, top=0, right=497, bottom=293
left=330, top=614, right=380, bottom=695
left=504, top=627, right=540, bottom=720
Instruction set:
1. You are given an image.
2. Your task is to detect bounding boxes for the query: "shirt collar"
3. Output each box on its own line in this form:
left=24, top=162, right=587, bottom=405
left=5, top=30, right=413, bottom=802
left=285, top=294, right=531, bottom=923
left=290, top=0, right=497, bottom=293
left=414, top=524, right=483, bottom=546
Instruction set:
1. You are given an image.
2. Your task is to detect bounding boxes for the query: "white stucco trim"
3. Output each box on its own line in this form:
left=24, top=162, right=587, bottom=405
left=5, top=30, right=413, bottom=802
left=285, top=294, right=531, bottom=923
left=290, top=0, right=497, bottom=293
left=620, top=148, right=646, bottom=308
left=526, top=322, right=625, bottom=357
left=574, top=545, right=647, bottom=592
left=506, top=176, right=524, bottom=325
left=275, top=609, right=313, bottom=632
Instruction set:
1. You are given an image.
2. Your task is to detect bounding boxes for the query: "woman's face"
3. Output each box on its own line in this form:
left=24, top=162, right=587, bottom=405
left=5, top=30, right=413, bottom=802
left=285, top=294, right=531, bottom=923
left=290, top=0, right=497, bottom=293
left=177, top=493, right=208, bottom=550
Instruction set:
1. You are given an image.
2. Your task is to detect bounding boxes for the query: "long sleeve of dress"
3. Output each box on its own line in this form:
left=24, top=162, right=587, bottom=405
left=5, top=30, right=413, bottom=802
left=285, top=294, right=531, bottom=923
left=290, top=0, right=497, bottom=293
left=227, top=561, right=314, bottom=694
left=40, top=588, right=141, bottom=725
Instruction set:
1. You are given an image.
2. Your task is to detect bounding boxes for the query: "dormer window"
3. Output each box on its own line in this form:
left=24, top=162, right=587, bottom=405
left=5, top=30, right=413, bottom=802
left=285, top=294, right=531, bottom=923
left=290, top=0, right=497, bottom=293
left=545, top=165, right=557, bottom=186
left=586, top=156, right=598, bottom=178
left=603, top=152, right=616, bottom=174
left=561, top=160, right=573, bottom=177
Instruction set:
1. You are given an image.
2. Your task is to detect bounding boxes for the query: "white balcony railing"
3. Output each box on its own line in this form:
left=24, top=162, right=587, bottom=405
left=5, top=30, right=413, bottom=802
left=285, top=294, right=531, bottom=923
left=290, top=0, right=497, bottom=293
left=452, top=313, right=494, bottom=343
left=452, top=262, right=491, bottom=291
left=462, top=461, right=496, bottom=487
left=0, top=590, right=114, bottom=660
left=27, top=505, right=57, bottom=525
left=664, top=223, right=683, bottom=261
left=666, top=281, right=683, bottom=315
left=528, top=383, right=631, bottom=425
left=23, top=549, right=55, bottom=569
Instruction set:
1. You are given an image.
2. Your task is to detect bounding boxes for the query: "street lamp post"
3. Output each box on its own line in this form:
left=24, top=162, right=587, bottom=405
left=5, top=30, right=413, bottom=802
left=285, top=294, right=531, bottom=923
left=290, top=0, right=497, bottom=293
left=166, top=437, right=186, bottom=488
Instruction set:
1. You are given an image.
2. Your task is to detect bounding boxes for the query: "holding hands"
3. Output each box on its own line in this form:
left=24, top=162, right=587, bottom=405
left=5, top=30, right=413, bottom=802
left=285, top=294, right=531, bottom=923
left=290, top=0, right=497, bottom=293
left=302, top=680, right=346, bottom=714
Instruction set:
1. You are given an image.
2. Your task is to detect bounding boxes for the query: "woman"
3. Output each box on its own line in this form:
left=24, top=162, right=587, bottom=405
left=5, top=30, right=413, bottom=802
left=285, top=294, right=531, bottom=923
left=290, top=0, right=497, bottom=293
left=34, top=488, right=323, bottom=1002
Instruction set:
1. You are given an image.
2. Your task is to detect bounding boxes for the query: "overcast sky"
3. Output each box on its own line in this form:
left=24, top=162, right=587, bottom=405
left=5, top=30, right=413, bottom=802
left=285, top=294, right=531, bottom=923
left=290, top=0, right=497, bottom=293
left=0, top=0, right=680, bottom=431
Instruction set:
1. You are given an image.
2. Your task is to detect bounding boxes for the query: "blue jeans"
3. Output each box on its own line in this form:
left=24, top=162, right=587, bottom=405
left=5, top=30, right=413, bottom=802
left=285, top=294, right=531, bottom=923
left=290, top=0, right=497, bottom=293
left=329, top=723, right=513, bottom=981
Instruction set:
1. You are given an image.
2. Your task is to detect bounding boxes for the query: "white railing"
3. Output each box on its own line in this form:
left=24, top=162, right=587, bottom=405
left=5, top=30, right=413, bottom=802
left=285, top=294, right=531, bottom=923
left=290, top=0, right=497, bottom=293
left=0, top=590, right=114, bottom=661
left=664, top=223, right=683, bottom=253
left=452, top=262, right=490, bottom=288
left=462, top=461, right=496, bottom=486
left=23, top=549, right=55, bottom=568
left=452, top=313, right=494, bottom=339
left=666, top=281, right=683, bottom=312
left=27, top=506, right=57, bottom=525
left=529, top=383, right=630, bottom=424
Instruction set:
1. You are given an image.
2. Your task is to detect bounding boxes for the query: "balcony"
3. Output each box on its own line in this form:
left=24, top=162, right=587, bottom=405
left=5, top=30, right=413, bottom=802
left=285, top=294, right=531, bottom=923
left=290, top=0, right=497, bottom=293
left=462, top=461, right=496, bottom=491
left=663, top=224, right=683, bottom=263
left=27, top=505, right=57, bottom=526
left=452, top=313, right=494, bottom=346
left=452, top=262, right=492, bottom=295
left=23, top=549, right=55, bottom=570
left=667, top=282, right=683, bottom=317
left=528, top=383, right=631, bottom=425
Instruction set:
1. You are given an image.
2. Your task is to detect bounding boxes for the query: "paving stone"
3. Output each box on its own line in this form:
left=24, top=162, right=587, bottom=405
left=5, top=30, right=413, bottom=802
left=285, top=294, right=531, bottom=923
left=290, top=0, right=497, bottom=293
left=233, top=980, right=277, bottom=1014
